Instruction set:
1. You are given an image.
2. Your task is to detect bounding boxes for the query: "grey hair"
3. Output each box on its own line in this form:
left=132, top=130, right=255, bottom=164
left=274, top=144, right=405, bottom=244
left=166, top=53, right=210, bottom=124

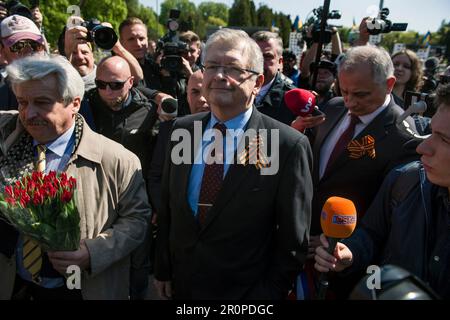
left=252, top=31, right=283, bottom=57
left=203, top=28, right=264, bottom=74
left=338, top=45, right=394, bottom=85
left=6, top=54, right=85, bottom=104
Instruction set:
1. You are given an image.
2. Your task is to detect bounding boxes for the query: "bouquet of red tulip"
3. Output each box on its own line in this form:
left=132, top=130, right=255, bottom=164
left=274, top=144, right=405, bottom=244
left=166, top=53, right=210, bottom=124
left=0, top=171, right=80, bottom=251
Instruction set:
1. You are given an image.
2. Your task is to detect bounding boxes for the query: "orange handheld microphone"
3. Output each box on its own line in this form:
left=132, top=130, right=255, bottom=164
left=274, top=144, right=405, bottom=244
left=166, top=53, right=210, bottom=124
left=317, top=196, right=357, bottom=300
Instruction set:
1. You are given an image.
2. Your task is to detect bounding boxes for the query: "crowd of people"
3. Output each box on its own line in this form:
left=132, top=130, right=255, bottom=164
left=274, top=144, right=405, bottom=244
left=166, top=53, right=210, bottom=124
left=0, top=3, right=449, bottom=301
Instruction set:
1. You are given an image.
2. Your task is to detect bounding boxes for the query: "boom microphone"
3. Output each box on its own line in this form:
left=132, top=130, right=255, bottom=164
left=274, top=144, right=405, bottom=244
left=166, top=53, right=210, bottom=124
left=396, top=100, right=427, bottom=124
left=284, top=88, right=317, bottom=117
left=317, top=196, right=357, bottom=300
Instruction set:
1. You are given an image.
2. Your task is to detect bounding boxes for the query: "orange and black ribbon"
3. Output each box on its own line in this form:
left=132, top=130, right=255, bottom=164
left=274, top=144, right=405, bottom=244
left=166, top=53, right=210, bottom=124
left=347, top=135, right=376, bottom=159
left=238, top=134, right=270, bottom=169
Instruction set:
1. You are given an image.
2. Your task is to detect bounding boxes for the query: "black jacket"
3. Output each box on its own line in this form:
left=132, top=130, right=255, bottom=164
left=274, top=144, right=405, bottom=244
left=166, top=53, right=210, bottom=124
left=308, top=97, right=421, bottom=235
left=0, top=82, right=18, bottom=111
left=86, top=87, right=159, bottom=191
left=343, top=161, right=450, bottom=299
left=155, top=108, right=313, bottom=299
left=256, top=72, right=296, bottom=125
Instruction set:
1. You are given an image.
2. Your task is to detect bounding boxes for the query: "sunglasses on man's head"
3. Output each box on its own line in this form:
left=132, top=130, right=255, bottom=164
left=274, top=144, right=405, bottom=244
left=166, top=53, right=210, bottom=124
left=95, top=78, right=130, bottom=91
left=9, top=40, right=44, bottom=53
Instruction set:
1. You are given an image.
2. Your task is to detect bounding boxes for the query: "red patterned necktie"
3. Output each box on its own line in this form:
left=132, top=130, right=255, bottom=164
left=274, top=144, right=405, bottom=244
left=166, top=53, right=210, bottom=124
left=324, top=114, right=360, bottom=175
left=197, top=123, right=227, bottom=226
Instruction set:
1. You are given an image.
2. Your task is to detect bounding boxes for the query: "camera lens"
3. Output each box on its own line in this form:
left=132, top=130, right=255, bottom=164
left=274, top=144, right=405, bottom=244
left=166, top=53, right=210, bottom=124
left=92, top=25, right=118, bottom=50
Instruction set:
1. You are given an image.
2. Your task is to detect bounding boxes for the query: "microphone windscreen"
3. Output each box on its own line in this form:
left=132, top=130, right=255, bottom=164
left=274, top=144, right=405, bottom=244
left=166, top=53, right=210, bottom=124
left=321, top=196, right=357, bottom=239
left=161, top=97, right=178, bottom=114
left=284, top=88, right=316, bottom=117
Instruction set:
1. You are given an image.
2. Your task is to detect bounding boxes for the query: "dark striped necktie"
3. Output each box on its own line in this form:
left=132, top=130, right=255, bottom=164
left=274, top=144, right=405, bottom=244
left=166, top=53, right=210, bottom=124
left=197, top=123, right=227, bottom=226
left=23, top=144, right=46, bottom=282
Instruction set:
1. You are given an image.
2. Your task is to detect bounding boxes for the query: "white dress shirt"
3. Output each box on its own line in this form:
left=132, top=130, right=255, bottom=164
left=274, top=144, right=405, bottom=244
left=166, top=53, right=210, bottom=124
left=319, top=95, right=391, bottom=179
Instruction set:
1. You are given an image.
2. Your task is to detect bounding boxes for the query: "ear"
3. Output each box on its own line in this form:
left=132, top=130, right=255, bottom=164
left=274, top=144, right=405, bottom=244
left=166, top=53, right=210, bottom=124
left=386, top=76, right=396, bottom=93
left=253, top=74, right=264, bottom=95
left=71, top=97, right=81, bottom=114
left=128, top=76, right=134, bottom=87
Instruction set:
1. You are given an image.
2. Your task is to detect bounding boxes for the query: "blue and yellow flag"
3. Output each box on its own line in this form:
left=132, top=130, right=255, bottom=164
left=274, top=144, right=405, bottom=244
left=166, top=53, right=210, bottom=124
left=421, top=31, right=432, bottom=46
left=291, top=15, right=302, bottom=32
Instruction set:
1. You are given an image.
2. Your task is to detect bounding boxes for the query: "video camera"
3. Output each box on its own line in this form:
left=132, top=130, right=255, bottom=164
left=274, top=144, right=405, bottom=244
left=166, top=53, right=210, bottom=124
left=157, top=9, right=189, bottom=76
left=303, top=6, right=341, bottom=45
left=366, top=8, right=408, bottom=35
left=81, top=18, right=118, bottom=51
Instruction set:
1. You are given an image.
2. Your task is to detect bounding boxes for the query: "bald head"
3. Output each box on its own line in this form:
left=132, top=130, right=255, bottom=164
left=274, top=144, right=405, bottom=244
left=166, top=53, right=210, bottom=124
left=96, top=56, right=134, bottom=111
left=98, top=56, right=132, bottom=78
left=187, top=69, right=209, bottom=114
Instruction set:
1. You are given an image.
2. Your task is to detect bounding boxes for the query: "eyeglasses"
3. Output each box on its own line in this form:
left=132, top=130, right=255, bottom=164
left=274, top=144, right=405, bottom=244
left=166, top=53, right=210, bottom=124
left=95, top=78, right=131, bottom=91
left=201, top=64, right=259, bottom=79
left=9, top=40, right=44, bottom=53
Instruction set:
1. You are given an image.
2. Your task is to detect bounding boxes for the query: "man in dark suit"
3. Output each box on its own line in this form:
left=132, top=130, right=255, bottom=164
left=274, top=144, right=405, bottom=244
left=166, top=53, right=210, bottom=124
left=252, top=31, right=297, bottom=126
left=293, top=45, right=421, bottom=298
left=154, top=28, right=313, bottom=300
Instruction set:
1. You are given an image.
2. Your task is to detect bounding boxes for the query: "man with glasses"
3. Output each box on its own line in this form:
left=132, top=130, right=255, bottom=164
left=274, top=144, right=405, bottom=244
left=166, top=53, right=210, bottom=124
left=84, top=55, right=158, bottom=299
left=252, top=31, right=297, bottom=126
left=154, top=28, right=312, bottom=299
left=0, top=14, right=46, bottom=110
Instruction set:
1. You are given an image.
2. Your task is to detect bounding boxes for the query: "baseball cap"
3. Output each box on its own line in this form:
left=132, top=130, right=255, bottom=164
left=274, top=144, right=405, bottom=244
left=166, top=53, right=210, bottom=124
left=424, top=57, right=439, bottom=71
left=310, top=59, right=337, bottom=75
left=1, top=14, right=43, bottom=47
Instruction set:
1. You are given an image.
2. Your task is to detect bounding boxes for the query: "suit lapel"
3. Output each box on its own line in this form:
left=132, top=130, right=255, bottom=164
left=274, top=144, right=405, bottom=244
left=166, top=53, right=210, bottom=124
left=179, top=113, right=211, bottom=221
left=200, top=108, right=262, bottom=231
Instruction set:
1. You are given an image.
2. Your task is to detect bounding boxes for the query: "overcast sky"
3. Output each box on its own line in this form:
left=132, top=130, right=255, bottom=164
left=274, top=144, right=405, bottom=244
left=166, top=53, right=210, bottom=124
left=141, top=0, right=450, bottom=33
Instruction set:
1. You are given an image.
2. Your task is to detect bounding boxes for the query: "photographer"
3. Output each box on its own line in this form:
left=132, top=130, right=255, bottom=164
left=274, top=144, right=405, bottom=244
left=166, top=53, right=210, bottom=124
left=118, top=17, right=177, bottom=120
left=299, top=25, right=342, bottom=86
left=62, top=19, right=143, bottom=87
left=422, top=57, right=440, bottom=94
left=155, top=30, right=202, bottom=117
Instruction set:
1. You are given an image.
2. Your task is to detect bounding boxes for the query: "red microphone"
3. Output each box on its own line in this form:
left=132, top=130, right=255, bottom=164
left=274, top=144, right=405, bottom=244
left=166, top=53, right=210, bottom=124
left=284, top=88, right=317, bottom=117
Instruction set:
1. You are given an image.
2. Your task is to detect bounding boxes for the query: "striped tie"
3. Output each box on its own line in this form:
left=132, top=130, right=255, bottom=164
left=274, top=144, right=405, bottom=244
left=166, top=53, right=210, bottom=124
left=23, top=144, right=46, bottom=282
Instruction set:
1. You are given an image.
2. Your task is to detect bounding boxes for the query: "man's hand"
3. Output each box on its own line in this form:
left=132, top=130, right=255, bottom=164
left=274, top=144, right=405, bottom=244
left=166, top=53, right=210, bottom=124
left=180, top=56, right=194, bottom=77
left=355, top=17, right=370, bottom=46
left=0, top=6, right=7, bottom=21
left=154, top=279, right=172, bottom=300
left=64, top=25, right=89, bottom=58
left=291, top=113, right=326, bottom=132
left=48, top=239, right=91, bottom=275
left=314, top=234, right=353, bottom=273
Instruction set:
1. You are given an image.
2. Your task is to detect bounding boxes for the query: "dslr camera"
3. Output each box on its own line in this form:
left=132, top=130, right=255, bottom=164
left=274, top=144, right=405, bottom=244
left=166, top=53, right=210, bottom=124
left=366, top=8, right=408, bottom=35
left=81, top=18, right=118, bottom=51
left=303, top=6, right=341, bottom=45
left=157, top=9, right=189, bottom=76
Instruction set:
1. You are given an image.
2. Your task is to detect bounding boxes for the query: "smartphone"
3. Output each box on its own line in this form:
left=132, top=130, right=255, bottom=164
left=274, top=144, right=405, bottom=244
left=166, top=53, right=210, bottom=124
left=312, top=107, right=325, bottom=117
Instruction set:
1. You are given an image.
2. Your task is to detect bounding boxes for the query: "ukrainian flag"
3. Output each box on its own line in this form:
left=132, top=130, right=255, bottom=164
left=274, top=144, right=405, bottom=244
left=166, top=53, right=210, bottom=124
left=421, top=31, right=431, bottom=46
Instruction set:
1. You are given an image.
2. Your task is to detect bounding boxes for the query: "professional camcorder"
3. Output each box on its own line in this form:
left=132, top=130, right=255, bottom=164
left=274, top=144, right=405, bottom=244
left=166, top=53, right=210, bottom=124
left=366, top=8, right=408, bottom=35
left=81, top=18, right=118, bottom=51
left=302, top=6, right=341, bottom=45
left=157, top=9, right=189, bottom=75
